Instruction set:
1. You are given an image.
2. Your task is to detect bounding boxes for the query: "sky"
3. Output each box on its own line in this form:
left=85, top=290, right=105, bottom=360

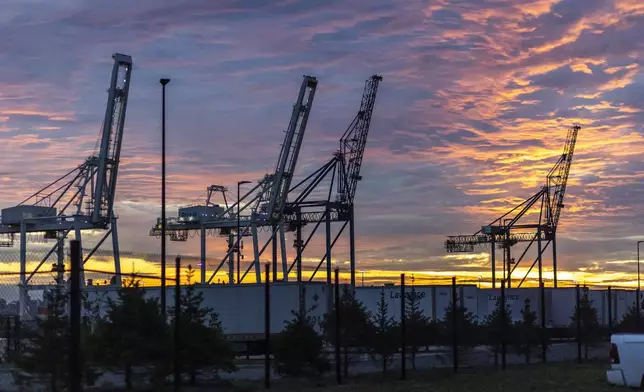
left=1, top=0, right=644, bottom=288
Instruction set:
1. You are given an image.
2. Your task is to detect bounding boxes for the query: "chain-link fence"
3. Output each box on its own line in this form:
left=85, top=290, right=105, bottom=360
left=0, top=242, right=642, bottom=391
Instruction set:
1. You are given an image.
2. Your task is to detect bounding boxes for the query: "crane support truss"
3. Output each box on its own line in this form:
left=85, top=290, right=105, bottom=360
left=0, top=53, right=133, bottom=317
left=283, top=75, right=381, bottom=289
left=148, top=75, right=382, bottom=289
left=149, top=75, right=319, bottom=284
left=444, top=125, right=580, bottom=289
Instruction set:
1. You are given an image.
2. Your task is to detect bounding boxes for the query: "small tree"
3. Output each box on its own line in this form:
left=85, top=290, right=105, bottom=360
left=570, top=290, right=601, bottom=360
left=405, top=286, right=432, bottom=370
left=272, top=306, right=329, bottom=377
left=515, top=298, right=540, bottom=364
left=94, top=280, right=168, bottom=390
left=321, top=285, right=372, bottom=376
left=14, top=284, right=98, bottom=391
left=369, top=290, right=399, bottom=376
left=440, top=294, right=479, bottom=348
left=617, top=298, right=644, bottom=333
left=172, top=266, right=236, bottom=385
left=483, top=295, right=513, bottom=366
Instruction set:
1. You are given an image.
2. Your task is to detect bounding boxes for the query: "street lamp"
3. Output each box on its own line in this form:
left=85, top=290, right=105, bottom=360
left=637, top=241, right=643, bottom=291
left=237, top=180, right=251, bottom=284
left=159, top=78, right=170, bottom=316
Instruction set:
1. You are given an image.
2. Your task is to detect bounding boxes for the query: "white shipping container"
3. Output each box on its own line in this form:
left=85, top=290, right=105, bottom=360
left=36, top=282, right=641, bottom=338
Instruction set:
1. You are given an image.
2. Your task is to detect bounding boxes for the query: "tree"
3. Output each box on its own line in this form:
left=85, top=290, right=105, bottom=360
left=93, top=280, right=168, bottom=390
left=483, top=294, right=513, bottom=366
left=172, top=266, right=236, bottom=385
left=570, top=290, right=601, bottom=360
left=440, top=293, right=479, bottom=348
left=515, top=298, right=540, bottom=364
left=405, top=285, right=433, bottom=370
left=321, top=285, right=372, bottom=376
left=272, top=307, right=329, bottom=377
left=13, top=284, right=98, bottom=391
left=617, top=298, right=644, bottom=333
left=369, top=290, right=399, bottom=376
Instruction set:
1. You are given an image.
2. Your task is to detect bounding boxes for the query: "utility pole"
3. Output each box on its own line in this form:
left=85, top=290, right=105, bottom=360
left=160, top=77, right=170, bottom=315
left=237, top=180, right=251, bottom=284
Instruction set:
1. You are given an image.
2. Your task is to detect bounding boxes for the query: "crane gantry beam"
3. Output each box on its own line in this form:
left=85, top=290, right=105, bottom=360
left=444, top=125, right=581, bottom=289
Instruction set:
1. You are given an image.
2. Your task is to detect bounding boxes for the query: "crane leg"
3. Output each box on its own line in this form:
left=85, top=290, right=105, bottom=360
left=349, top=204, right=356, bottom=289
left=57, top=233, right=65, bottom=284
left=296, top=211, right=304, bottom=314
left=111, top=218, right=122, bottom=287
left=491, top=238, right=496, bottom=288
left=279, top=223, right=288, bottom=282
left=252, top=224, right=261, bottom=283
left=325, top=206, right=332, bottom=308
left=552, top=234, right=558, bottom=288
left=272, top=225, right=278, bottom=282
left=507, top=245, right=512, bottom=289
left=228, top=234, right=235, bottom=284
left=75, top=227, right=85, bottom=287
left=537, top=229, right=543, bottom=287
left=200, top=226, right=206, bottom=284
left=19, top=221, right=27, bottom=319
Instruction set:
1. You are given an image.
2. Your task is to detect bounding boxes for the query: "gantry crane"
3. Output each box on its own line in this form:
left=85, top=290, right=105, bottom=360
left=282, top=75, right=383, bottom=289
left=0, top=53, right=133, bottom=315
left=445, top=125, right=580, bottom=288
left=149, top=75, right=318, bottom=284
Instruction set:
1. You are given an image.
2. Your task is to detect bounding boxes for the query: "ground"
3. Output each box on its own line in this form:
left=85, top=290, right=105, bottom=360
left=284, top=363, right=616, bottom=392
left=96, top=362, right=616, bottom=391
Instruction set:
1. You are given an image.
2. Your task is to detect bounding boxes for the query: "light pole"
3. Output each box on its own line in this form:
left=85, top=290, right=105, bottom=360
left=637, top=241, right=643, bottom=291
left=159, top=78, right=170, bottom=316
left=237, top=180, right=251, bottom=284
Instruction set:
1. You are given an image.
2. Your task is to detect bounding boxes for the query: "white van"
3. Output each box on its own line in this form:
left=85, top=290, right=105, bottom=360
left=606, top=333, right=644, bottom=388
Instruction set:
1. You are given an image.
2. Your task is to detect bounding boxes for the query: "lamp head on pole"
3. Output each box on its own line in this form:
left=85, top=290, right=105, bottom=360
left=238, top=180, right=252, bottom=186
left=160, top=78, right=171, bottom=86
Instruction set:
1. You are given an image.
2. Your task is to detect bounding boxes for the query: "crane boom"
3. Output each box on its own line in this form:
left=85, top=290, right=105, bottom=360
left=546, top=124, right=580, bottom=231
left=261, top=75, right=318, bottom=223
left=92, top=53, right=133, bottom=223
left=337, top=75, right=382, bottom=204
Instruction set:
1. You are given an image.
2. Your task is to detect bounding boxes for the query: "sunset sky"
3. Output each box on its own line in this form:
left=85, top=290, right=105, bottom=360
left=1, top=0, right=644, bottom=288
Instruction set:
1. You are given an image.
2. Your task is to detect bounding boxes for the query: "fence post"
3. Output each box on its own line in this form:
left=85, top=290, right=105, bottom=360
left=576, top=284, right=582, bottom=364
left=452, top=276, right=458, bottom=372
left=69, top=239, right=81, bottom=392
left=401, top=273, right=406, bottom=380
left=501, top=280, right=506, bottom=370
left=540, top=281, right=547, bottom=363
left=174, top=256, right=181, bottom=391
left=334, top=268, right=342, bottom=385
left=264, top=263, right=271, bottom=389
left=607, top=286, right=612, bottom=332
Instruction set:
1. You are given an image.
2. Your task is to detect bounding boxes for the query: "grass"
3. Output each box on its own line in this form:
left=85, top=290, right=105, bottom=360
left=89, top=362, right=619, bottom=391
left=288, top=362, right=617, bottom=392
